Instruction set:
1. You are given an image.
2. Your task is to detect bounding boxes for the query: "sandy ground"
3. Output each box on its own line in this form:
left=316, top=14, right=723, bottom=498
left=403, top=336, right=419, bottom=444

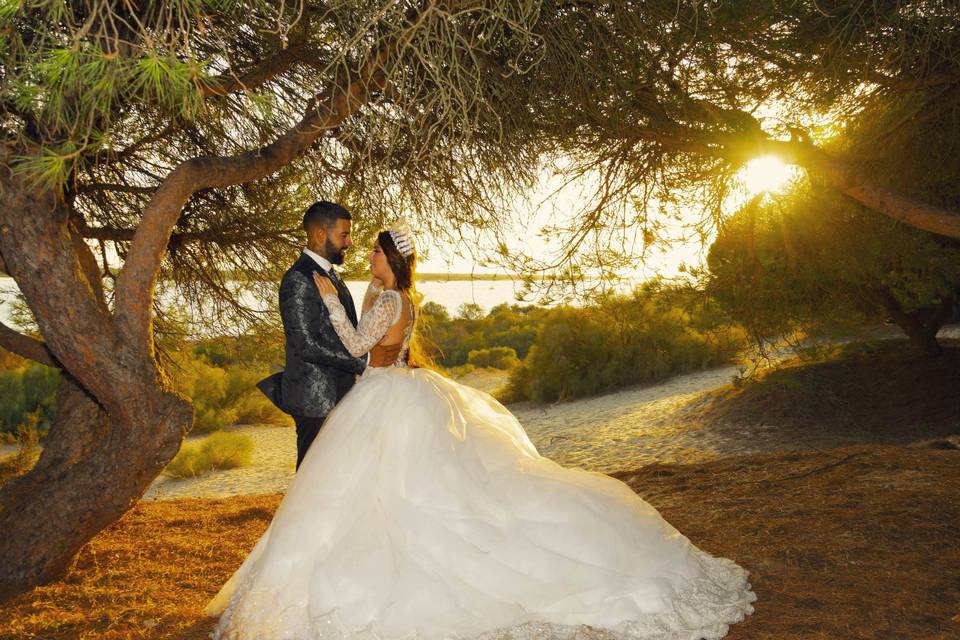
left=142, top=324, right=960, bottom=500
left=142, top=363, right=738, bottom=500
left=5, top=325, right=956, bottom=501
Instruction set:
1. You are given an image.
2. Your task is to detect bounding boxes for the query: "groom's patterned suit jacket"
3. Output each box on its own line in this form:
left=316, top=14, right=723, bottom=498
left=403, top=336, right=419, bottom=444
left=258, top=253, right=367, bottom=418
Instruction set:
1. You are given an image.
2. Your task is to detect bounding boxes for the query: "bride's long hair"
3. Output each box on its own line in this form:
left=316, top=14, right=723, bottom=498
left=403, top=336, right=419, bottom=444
left=377, top=230, right=432, bottom=368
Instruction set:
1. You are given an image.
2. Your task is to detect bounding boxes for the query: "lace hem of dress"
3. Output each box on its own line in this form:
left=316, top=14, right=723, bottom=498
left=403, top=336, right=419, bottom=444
left=209, top=552, right=755, bottom=640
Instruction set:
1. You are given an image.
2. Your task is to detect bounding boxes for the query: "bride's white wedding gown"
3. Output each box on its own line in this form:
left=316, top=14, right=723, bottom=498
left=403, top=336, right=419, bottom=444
left=204, top=285, right=755, bottom=640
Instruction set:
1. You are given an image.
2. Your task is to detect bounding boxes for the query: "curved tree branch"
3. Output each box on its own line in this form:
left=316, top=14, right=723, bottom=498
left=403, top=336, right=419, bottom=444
left=201, top=41, right=309, bottom=98
left=623, top=111, right=960, bottom=239
left=739, top=137, right=960, bottom=240
left=0, top=321, right=58, bottom=368
left=114, top=4, right=436, bottom=346
left=82, top=224, right=298, bottom=245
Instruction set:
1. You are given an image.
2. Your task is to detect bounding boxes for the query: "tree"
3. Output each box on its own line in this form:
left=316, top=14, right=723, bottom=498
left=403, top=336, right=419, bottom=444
left=455, top=302, right=484, bottom=321
left=4, top=0, right=959, bottom=601
left=503, top=1, right=960, bottom=277
left=0, top=0, right=559, bottom=599
left=706, top=185, right=960, bottom=356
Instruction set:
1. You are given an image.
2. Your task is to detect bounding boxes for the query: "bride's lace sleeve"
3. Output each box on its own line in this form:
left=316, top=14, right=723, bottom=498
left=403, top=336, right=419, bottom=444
left=361, top=280, right=383, bottom=314
left=320, top=290, right=402, bottom=357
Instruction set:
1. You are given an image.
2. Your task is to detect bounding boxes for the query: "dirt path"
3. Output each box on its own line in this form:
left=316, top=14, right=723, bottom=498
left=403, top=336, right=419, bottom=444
left=6, top=327, right=956, bottom=501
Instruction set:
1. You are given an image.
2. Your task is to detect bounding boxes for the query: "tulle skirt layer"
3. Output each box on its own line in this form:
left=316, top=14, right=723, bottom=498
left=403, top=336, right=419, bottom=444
left=205, top=367, right=755, bottom=640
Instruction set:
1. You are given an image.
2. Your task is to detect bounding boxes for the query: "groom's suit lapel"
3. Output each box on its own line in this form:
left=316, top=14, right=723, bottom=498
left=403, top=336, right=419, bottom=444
left=292, top=254, right=359, bottom=328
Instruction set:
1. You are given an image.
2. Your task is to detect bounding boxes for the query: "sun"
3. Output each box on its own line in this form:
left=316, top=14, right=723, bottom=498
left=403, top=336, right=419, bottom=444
left=739, top=155, right=797, bottom=195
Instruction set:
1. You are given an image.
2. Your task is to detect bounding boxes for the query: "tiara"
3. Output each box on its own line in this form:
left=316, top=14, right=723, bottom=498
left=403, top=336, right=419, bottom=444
left=388, top=220, right=415, bottom=258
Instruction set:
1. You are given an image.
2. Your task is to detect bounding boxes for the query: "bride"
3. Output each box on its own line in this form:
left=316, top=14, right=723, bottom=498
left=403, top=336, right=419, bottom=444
left=203, top=223, right=756, bottom=640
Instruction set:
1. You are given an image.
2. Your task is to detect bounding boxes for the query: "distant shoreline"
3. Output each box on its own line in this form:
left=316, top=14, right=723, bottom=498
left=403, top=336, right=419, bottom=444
left=3, top=274, right=645, bottom=283
left=395, top=273, right=522, bottom=282
left=1, top=274, right=527, bottom=283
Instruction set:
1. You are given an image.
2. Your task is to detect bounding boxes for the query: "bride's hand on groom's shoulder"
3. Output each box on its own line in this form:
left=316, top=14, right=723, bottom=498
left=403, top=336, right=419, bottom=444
left=313, top=272, right=338, bottom=297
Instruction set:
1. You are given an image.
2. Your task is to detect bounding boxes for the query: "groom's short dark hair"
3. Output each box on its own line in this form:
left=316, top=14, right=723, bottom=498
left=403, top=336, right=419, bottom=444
left=303, top=201, right=351, bottom=233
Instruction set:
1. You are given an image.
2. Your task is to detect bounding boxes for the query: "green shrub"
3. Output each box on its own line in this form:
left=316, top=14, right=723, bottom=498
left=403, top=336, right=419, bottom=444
left=419, top=303, right=550, bottom=367
left=193, top=405, right=240, bottom=433
left=504, top=285, right=746, bottom=402
left=170, top=351, right=290, bottom=433
left=467, top=347, right=519, bottom=370
left=0, top=360, right=59, bottom=438
left=0, top=421, right=42, bottom=487
left=232, top=390, right=289, bottom=425
left=163, top=430, right=254, bottom=479
left=447, top=363, right=476, bottom=377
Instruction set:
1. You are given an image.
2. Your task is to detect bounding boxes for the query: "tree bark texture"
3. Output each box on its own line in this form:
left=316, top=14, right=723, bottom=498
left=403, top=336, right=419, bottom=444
left=877, top=288, right=953, bottom=357
left=0, top=161, right=193, bottom=601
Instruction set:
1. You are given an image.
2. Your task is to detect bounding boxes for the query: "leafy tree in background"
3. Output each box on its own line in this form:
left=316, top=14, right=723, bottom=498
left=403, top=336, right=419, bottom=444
left=707, top=65, right=960, bottom=357
left=506, top=1, right=960, bottom=278
left=455, top=302, right=485, bottom=322
left=707, top=185, right=960, bottom=357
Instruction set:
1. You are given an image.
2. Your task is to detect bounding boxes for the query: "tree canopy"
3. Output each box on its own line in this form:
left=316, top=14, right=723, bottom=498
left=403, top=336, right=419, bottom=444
left=707, top=184, right=960, bottom=356
left=2, top=0, right=960, bottom=601
left=500, top=1, right=960, bottom=278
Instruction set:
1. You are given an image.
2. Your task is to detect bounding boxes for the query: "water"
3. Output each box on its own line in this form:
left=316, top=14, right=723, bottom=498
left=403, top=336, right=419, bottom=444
left=347, top=278, right=538, bottom=314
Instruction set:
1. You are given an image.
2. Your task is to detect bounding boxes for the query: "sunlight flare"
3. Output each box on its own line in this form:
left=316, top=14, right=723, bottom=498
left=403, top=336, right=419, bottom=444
left=739, top=155, right=797, bottom=195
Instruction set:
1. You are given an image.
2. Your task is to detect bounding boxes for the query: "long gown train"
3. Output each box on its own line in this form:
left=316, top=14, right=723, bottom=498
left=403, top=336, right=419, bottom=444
left=204, top=364, right=756, bottom=640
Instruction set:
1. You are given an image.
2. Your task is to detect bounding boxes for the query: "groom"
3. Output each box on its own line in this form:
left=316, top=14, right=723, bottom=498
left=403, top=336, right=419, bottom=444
left=258, top=201, right=367, bottom=469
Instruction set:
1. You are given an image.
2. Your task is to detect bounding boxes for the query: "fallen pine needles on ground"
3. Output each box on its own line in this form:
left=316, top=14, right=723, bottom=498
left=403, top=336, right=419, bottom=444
left=1, top=444, right=958, bottom=639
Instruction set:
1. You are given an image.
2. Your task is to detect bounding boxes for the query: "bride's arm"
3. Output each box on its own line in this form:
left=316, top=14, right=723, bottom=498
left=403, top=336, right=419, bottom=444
left=314, top=274, right=400, bottom=357
left=361, top=277, right=384, bottom=315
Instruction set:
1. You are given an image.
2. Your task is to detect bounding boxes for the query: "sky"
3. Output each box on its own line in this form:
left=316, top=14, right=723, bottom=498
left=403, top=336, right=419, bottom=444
left=415, top=156, right=799, bottom=278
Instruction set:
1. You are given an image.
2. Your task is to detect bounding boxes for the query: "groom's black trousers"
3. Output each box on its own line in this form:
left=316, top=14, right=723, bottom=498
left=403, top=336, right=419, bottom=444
left=294, top=414, right=326, bottom=470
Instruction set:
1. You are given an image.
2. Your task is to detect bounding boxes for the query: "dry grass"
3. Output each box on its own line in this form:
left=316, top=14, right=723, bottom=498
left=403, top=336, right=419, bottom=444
left=1, top=444, right=958, bottom=639
left=0, top=496, right=280, bottom=640
left=613, top=445, right=960, bottom=639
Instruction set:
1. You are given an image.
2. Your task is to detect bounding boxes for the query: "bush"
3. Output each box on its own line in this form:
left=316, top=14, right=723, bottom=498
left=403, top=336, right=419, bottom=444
left=504, top=285, right=746, bottom=402
left=232, top=390, right=289, bottom=426
left=163, top=430, right=254, bottom=479
left=467, top=347, right=519, bottom=370
left=0, top=420, right=42, bottom=487
left=419, top=302, right=550, bottom=368
left=0, top=360, right=59, bottom=439
left=170, top=352, right=290, bottom=433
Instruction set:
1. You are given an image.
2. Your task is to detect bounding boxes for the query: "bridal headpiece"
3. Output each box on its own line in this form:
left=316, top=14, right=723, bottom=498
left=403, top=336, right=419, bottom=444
left=388, top=220, right=415, bottom=258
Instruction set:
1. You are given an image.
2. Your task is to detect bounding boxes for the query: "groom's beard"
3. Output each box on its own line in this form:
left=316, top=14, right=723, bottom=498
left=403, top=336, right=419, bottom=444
left=324, top=238, right=347, bottom=265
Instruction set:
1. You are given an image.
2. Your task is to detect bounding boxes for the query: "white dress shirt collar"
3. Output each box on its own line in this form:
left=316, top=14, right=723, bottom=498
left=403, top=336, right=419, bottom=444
left=302, top=248, right=333, bottom=272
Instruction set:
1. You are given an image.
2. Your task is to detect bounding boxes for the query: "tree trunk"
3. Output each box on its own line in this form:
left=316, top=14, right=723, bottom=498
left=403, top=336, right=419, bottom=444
left=877, top=288, right=953, bottom=357
left=0, top=377, right=189, bottom=599
left=0, top=10, right=417, bottom=600
left=0, top=163, right=193, bottom=601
